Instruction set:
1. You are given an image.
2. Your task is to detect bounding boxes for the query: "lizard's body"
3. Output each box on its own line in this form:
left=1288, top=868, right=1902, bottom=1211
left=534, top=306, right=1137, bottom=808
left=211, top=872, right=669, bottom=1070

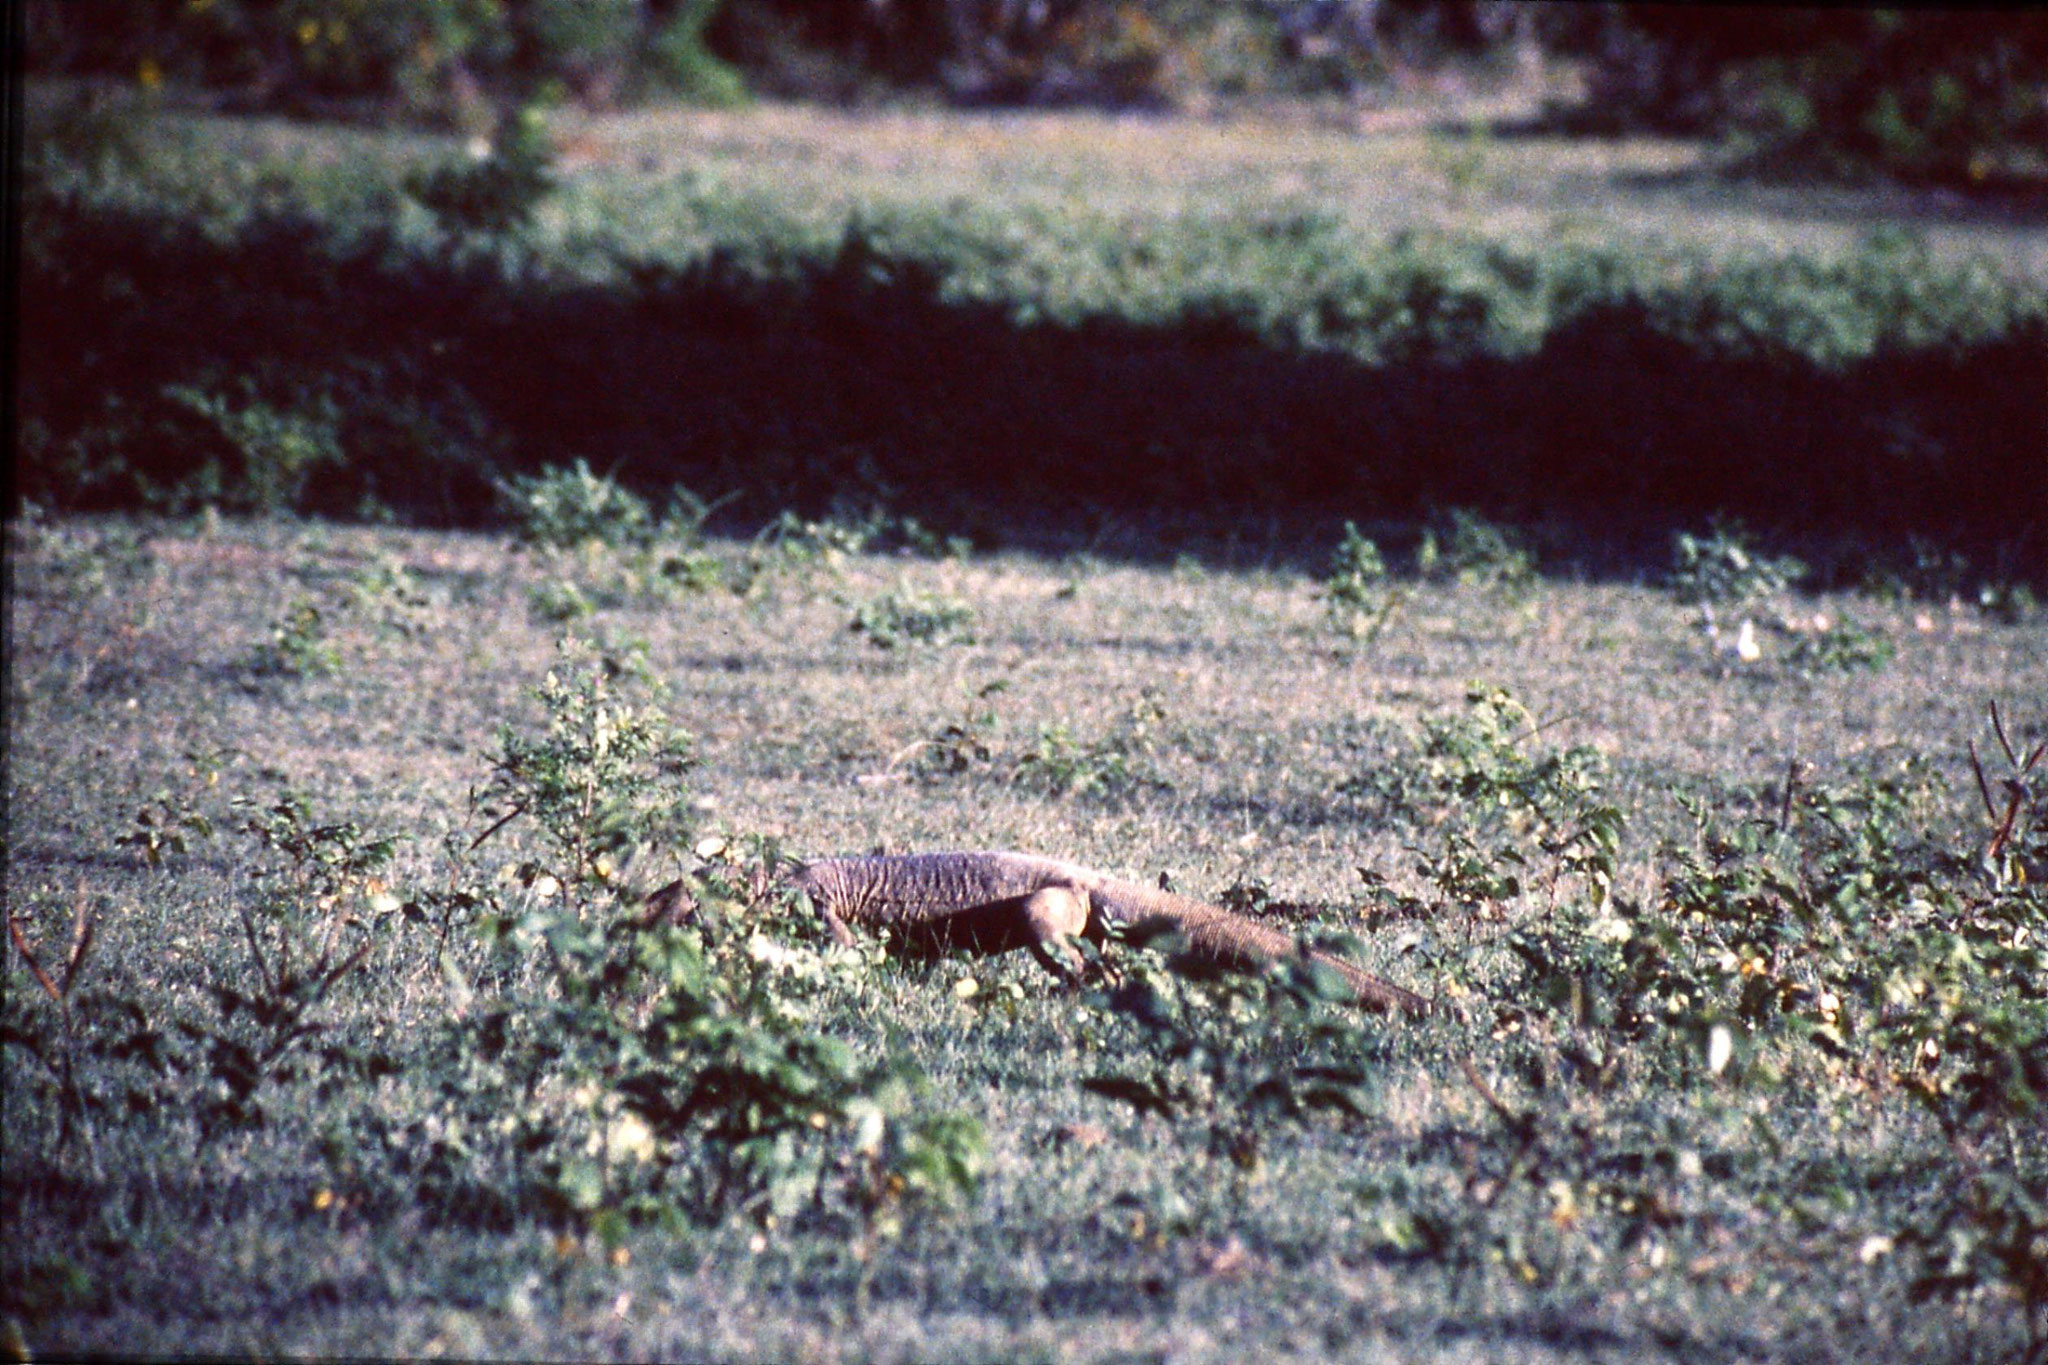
left=791, top=850, right=1428, bottom=1015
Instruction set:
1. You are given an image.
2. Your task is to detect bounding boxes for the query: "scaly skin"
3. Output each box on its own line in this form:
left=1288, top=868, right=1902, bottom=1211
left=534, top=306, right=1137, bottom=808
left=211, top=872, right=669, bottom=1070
left=792, top=850, right=1429, bottom=1016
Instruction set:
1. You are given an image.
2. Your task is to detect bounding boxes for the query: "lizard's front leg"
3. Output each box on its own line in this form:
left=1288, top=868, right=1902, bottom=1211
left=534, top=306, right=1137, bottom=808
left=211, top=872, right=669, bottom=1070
left=1018, top=884, right=1091, bottom=982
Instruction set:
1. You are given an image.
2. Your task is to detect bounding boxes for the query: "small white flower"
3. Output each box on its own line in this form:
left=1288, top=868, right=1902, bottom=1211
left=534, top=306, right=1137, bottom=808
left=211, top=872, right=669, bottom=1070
left=1707, top=1025, right=1734, bottom=1076
left=1591, top=914, right=1633, bottom=944
left=607, top=1112, right=656, bottom=1164
left=848, top=1099, right=886, bottom=1155
left=746, top=933, right=797, bottom=969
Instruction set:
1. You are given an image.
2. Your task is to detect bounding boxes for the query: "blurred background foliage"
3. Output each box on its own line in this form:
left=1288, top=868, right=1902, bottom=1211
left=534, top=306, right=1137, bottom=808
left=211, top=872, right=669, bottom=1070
left=25, top=1, right=2048, bottom=188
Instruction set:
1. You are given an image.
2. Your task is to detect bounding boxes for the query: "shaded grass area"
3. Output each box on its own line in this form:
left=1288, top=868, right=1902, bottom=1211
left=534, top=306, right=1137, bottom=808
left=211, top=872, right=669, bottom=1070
left=5, top=512, right=2045, bottom=1361
left=17, top=97, right=2048, bottom=576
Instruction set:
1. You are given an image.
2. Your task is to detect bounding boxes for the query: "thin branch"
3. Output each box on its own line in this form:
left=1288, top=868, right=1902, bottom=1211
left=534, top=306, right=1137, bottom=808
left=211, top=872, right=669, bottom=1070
left=1988, top=787, right=2026, bottom=864
left=61, top=887, right=96, bottom=995
left=1459, top=1053, right=1527, bottom=1130
left=1969, top=739, right=2001, bottom=824
left=237, top=895, right=276, bottom=998
left=468, top=802, right=528, bottom=852
left=1516, top=707, right=1589, bottom=749
left=8, top=917, right=62, bottom=1003
left=1777, top=756, right=1805, bottom=833
left=1991, top=700, right=2017, bottom=768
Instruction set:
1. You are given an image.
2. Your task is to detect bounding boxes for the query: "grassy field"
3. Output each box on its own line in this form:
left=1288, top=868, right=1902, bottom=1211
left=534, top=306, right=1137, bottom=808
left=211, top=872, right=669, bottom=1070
left=6, top=502, right=2046, bottom=1362
left=45, top=85, right=2048, bottom=278
left=9, top=92, right=2048, bottom=1362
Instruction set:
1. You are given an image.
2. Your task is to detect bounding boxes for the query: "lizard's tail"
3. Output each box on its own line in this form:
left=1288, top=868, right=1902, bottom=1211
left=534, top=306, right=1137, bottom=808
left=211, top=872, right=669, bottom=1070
left=1091, top=881, right=1430, bottom=1016
left=1301, top=948, right=1431, bottom=1016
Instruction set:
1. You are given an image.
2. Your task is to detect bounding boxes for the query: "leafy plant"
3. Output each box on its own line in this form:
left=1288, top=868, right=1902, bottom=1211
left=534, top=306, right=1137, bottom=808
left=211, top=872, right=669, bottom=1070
left=176, top=795, right=404, bottom=1136
left=500, top=459, right=656, bottom=550
left=1082, top=927, right=1380, bottom=1195
left=1784, top=615, right=1894, bottom=675
left=527, top=575, right=594, bottom=623
left=1012, top=690, right=1170, bottom=801
left=1323, top=520, right=1405, bottom=639
left=646, top=0, right=749, bottom=106
left=405, top=105, right=556, bottom=239
left=508, top=469, right=731, bottom=618
left=1419, top=686, right=1618, bottom=886
left=849, top=587, right=976, bottom=650
left=7, top=508, right=156, bottom=604
left=1667, top=521, right=1807, bottom=609
left=163, top=381, right=345, bottom=516
left=342, top=555, right=436, bottom=639
left=1861, top=535, right=1973, bottom=605
left=471, top=638, right=695, bottom=892
left=1418, top=508, right=1537, bottom=590
left=1977, top=580, right=2041, bottom=625
left=114, top=789, right=216, bottom=869
left=906, top=680, right=1009, bottom=780
left=249, top=596, right=342, bottom=678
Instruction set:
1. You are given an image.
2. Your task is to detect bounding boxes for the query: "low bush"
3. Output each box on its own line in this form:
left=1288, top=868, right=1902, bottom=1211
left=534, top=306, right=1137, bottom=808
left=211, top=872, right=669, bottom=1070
left=16, top=117, right=2048, bottom=573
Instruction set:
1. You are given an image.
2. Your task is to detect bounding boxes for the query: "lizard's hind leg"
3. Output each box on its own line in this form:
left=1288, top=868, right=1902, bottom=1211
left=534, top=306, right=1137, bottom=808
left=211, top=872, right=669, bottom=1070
left=906, top=884, right=1093, bottom=981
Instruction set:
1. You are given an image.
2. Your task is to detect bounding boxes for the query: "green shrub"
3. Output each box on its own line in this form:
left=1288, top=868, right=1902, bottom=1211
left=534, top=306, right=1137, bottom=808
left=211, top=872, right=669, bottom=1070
left=1668, top=521, right=1807, bottom=608
left=404, top=104, right=555, bottom=238
left=162, top=382, right=345, bottom=517
left=499, top=459, right=654, bottom=550
left=848, top=588, right=975, bottom=650
left=1594, top=10, right=2048, bottom=188
left=248, top=596, right=342, bottom=678
left=1012, top=691, right=1170, bottom=802
left=1082, top=930, right=1384, bottom=1192
left=1322, top=520, right=1403, bottom=639
left=471, top=639, right=694, bottom=890
left=647, top=0, right=749, bottom=106
left=1419, top=508, right=1537, bottom=590
left=1784, top=616, right=1894, bottom=675
left=386, top=644, right=983, bottom=1237
left=908, top=681, right=1007, bottom=782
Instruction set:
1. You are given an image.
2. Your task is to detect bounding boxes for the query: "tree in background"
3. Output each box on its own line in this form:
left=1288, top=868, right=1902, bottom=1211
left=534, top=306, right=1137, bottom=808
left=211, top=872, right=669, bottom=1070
left=24, top=0, right=742, bottom=122
left=1580, top=7, right=2048, bottom=186
left=22, top=1, right=2048, bottom=188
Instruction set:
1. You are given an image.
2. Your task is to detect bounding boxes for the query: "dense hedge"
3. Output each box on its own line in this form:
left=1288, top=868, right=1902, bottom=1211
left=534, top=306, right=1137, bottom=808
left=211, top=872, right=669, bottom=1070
left=17, top=174, right=2047, bottom=572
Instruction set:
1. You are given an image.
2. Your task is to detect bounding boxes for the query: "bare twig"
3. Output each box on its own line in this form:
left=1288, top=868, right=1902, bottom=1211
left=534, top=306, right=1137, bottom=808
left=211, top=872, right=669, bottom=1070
left=1777, top=756, right=1805, bottom=833
left=1991, top=700, right=2017, bottom=768
left=1969, top=739, right=2001, bottom=824
left=61, top=886, right=95, bottom=995
left=1459, top=1053, right=1527, bottom=1130
left=1973, top=703, right=2042, bottom=865
left=8, top=917, right=62, bottom=1004
left=1987, top=785, right=2026, bottom=864
left=468, top=802, right=527, bottom=852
